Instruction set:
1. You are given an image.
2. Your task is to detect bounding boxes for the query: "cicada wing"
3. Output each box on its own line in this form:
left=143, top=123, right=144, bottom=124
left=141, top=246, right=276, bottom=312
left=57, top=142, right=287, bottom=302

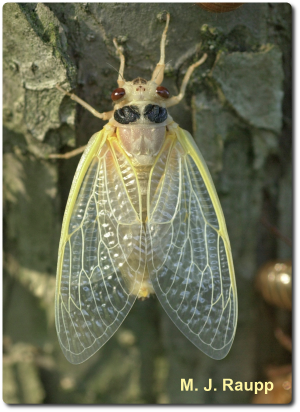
left=55, top=129, right=144, bottom=364
left=147, top=128, right=237, bottom=360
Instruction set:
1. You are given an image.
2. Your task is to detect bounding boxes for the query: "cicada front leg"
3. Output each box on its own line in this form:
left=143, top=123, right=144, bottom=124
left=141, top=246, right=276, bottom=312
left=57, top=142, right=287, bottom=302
left=51, top=34, right=127, bottom=160
left=165, top=53, right=208, bottom=108
left=56, top=84, right=113, bottom=121
left=49, top=86, right=114, bottom=159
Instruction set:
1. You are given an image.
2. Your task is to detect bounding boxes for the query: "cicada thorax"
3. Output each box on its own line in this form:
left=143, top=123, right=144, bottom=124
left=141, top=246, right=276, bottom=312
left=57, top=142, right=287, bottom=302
left=117, top=125, right=167, bottom=167
left=110, top=123, right=166, bottom=222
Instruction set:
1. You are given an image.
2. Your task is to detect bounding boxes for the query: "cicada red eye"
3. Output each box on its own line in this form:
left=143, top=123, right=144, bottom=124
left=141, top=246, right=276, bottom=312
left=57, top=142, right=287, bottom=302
left=111, top=88, right=126, bottom=101
left=156, top=86, right=170, bottom=99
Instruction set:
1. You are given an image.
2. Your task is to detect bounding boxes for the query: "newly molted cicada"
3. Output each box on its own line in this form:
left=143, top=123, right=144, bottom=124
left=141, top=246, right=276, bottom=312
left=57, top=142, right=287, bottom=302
left=55, top=14, right=237, bottom=364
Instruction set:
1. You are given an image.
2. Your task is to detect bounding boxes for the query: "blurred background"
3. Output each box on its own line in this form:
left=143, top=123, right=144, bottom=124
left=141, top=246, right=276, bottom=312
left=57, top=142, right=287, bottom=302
left=3, top=3, right=292, bottom=404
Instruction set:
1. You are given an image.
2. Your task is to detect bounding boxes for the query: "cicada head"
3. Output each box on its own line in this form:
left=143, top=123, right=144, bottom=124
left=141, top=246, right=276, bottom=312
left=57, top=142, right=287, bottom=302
left=111, top=77, right=170, bottom=125
left=111, top=77, right=170, bottom=108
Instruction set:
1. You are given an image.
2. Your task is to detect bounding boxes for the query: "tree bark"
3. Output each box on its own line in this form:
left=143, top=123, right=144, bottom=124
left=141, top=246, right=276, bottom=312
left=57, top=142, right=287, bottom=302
left=3, top=3, right=292, bottom=404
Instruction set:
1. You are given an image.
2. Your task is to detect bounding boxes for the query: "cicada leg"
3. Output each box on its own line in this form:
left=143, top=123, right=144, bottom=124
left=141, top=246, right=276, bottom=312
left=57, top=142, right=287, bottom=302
left=150, top=12, right=207, bottom=103
left=50, top=85, right=114, bottom=159
left=151, top=12, right=170, bottom=85
left=56, top=84, right=113, bottom=120
left=48, top=145, right=87, bottom=159
left=166, top=53, right=208, bottom=108
left=113, top=38, right=126, bottom=87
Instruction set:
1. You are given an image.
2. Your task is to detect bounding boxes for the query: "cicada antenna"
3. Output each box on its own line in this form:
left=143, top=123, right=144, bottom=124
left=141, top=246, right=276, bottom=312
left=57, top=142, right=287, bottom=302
left=107, top=62, right=125, bottom=82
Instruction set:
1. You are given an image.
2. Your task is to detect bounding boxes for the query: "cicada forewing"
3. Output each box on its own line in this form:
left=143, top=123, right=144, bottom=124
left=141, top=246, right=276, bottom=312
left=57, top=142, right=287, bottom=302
left=55, top=129, right=145, bottom=364
left=147, top=128, right=237, bottom=360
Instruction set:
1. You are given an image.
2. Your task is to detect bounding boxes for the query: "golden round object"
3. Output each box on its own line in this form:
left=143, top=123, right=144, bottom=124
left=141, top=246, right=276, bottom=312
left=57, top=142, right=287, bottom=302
left=256, top=261, right=292, bottom=310
left=196, top=3, right=243, bottom=13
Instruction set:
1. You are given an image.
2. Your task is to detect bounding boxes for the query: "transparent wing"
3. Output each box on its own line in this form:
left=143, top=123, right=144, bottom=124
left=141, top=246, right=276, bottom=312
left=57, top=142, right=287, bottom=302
left=147, top=128, right=237, bottom=360
left=55, top=129, right=144, bottom=364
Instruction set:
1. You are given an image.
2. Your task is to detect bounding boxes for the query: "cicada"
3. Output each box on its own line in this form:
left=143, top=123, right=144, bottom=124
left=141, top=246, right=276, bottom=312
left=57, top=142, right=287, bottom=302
left=54, top=14, right=237, bottom=364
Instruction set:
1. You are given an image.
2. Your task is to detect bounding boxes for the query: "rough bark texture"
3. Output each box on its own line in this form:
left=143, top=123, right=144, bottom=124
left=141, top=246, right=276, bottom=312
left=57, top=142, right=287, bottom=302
left=3, top=3, right=292, bottom=404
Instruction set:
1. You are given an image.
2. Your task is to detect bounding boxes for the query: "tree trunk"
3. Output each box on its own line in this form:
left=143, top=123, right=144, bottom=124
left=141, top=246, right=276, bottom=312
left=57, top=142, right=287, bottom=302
left=3, top=3, right=292, bottom=404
